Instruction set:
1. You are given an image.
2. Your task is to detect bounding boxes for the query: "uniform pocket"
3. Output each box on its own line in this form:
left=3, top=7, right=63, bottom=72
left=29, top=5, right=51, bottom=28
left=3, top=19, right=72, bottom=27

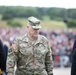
left=36, top=43, right=47, bottom=58
left=19, top=43, right=32, bottom=56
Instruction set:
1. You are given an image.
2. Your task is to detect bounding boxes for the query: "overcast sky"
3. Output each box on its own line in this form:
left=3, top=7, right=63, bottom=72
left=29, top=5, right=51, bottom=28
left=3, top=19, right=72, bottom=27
left=0, top=0, right=76, bottom=8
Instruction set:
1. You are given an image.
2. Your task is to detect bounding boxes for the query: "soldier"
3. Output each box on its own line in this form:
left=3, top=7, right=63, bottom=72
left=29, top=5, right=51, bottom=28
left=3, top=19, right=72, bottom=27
left=6, top=16, right=53, bottom=75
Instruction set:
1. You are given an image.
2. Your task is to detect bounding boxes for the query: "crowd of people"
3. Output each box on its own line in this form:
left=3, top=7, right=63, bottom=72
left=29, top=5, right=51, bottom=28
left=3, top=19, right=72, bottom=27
left=0, top=27, right=76, bottom=68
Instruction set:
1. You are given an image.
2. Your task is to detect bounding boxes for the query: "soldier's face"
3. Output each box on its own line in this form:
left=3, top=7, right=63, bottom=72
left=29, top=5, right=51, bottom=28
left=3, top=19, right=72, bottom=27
left=27, top=26, right=40, bottom=38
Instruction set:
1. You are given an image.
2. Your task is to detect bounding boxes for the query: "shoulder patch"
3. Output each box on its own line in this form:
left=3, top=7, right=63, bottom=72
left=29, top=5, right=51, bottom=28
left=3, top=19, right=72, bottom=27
left=8, top=44, right=18, bottom=55
left=12, top=43, right=17, bottom=50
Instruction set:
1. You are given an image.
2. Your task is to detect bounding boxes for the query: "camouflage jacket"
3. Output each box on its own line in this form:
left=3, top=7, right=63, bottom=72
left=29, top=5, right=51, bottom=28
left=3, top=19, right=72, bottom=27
left=6, top=34, right=53, bottom=75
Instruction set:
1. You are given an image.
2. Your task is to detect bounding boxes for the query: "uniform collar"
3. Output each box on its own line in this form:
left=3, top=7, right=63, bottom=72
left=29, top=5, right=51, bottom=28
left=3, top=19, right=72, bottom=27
left=23, top=33, right=43, bottom=45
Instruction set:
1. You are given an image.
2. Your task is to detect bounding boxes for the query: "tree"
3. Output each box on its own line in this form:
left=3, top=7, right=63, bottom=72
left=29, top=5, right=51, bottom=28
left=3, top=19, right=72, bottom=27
left=67, top=19, right=76, bottom=28
left=2, top=14, right=13, bottom=20
left=7, top=20, right=22, bottom=28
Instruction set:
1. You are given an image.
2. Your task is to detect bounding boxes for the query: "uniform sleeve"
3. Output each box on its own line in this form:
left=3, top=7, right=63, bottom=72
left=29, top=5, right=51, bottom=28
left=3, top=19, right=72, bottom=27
left=45, top=41, right=53, bottom=75
left=6, top=39, right=19, bottom=75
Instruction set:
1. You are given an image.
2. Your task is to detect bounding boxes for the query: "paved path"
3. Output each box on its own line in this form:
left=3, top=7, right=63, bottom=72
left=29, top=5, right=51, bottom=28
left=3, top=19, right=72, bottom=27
left=53, top=67, right=71, bottom=75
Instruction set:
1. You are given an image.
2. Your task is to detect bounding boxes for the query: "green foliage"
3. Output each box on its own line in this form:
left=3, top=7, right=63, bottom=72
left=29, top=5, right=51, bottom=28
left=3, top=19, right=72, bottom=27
left=2, top=14, right=13, bottom=20
left=0, top=6, right=76, bottom=21
left=42, top=16, right=50, bottom=21
left=7, top=20, right=22, bottom=27
left=67, top=19, right=76, bottom=28
left=0, top=14, right=2, bottom=20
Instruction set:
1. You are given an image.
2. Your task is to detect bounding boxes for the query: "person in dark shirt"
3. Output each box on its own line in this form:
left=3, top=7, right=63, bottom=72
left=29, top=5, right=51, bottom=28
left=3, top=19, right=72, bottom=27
left=0, top=39, right=6, bottom=75
left=71, top=38, right=76, bottom=75
left=3, top=44, right=8, bottom=60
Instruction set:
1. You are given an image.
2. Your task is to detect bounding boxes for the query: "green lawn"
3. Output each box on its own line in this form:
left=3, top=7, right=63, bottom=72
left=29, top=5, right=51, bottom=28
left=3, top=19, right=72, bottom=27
left=41, top=20, right=67, bottom=30
left=0, top=18, right=68, bottom=30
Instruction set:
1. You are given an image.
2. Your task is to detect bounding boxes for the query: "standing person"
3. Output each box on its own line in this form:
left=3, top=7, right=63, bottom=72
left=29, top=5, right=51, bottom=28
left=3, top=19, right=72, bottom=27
left=4, top=44, right=8, bottom=60
left=6, top=16, right=53, bottom=75
left=0, top=39, right=6, bottom=75
left=71, top=38, right=76, bottom=75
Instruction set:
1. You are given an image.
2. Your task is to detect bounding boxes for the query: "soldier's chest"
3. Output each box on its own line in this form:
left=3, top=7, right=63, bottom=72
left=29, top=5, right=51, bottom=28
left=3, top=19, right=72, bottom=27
left=19, top=42, right=47, bottom=56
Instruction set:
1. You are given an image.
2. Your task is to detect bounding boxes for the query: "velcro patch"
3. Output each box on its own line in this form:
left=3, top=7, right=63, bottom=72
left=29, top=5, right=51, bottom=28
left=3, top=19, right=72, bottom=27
left=12, top=43, right=17, bottom=50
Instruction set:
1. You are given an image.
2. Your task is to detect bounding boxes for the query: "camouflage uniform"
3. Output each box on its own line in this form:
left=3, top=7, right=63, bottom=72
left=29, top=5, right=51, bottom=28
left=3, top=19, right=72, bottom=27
left=6, top=34, right=53, bottom=75
left=6, top=16, right=53, bottom=75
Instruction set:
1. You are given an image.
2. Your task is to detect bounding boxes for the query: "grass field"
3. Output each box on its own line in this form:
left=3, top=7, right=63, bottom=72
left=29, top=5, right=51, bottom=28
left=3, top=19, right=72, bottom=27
left=0, top=18, right=67, bottom=30
left=1, top=18, right=76, bottom=32
left=41, top=20, right=67, bottom=30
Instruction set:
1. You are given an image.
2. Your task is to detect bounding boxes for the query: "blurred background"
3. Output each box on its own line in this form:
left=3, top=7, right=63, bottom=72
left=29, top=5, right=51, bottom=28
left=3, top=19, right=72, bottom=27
left=0, top=0, right=76, bottom=75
